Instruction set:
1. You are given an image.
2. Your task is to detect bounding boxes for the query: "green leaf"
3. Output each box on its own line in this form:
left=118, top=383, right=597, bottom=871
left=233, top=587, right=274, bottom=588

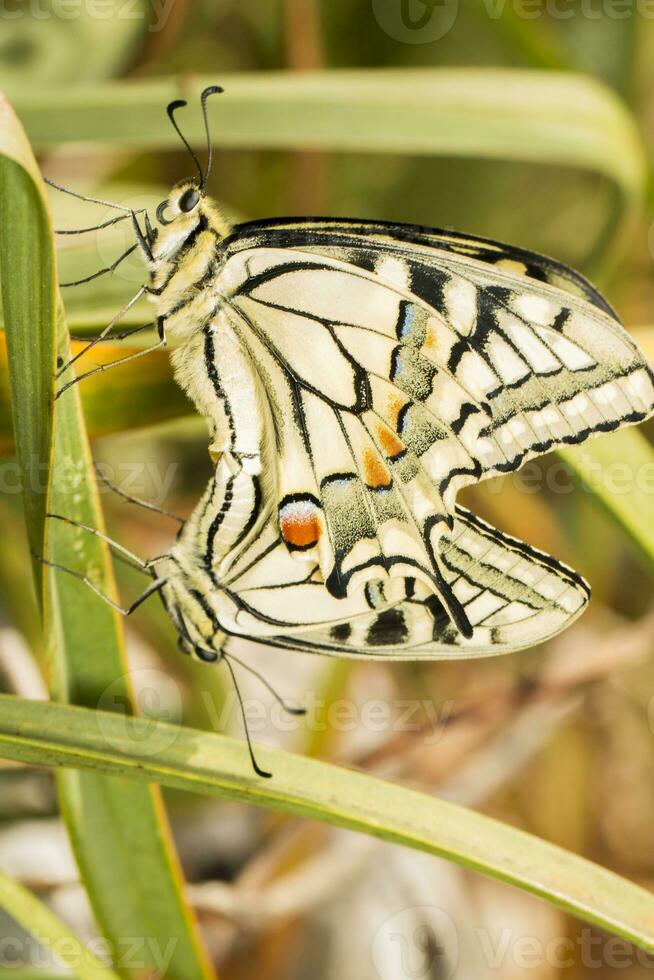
left=0, top=867, right=119, bottom=980
left=10, top=69, right=647, bottom=269
left=10, top=69, right=643, bottom=183
left=0, top=92, right=56, bottom=593
left=1, top=693, right=653, bottom=952
left=0, top=91, right=214, bottom=980
left=561, top=428, right=654, bottom=576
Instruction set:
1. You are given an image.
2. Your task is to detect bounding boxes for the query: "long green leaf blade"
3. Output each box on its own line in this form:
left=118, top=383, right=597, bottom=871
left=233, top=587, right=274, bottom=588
left=0, top=93, right=55, bottom=593
left=561, top=428, right=654, bottom=575
left=12, top=70, right=645, bottom=190
left=10, top=69, right=646, bottom=270
left=0, top=694, right=652, bottom=952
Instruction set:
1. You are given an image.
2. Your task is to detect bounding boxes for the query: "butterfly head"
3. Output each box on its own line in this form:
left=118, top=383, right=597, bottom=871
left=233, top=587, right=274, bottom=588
left=151, top=178, right=226, bottom=260
left=148, top=85, right=229, bottom=264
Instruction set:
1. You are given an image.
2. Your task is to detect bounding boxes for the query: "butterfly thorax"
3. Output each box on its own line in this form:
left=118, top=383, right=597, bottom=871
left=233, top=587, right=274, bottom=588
left=147, top=184, right=277, bottom=469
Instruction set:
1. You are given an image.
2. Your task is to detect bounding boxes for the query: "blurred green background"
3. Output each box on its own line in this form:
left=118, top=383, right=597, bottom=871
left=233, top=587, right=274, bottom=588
left=1, top=2, right=654, bottom=978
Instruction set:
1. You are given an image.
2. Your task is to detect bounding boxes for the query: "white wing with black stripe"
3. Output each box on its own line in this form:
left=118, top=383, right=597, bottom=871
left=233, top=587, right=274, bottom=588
left=162, top=490, right=590, bottom=659
left=209, top=217, right=654, bottom=638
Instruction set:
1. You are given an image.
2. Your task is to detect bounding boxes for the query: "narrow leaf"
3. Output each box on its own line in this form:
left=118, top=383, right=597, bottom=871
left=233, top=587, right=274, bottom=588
left=561, top=428, right=654, bottom=576
left=0, top=867, right=119, bottom=980
left=0, top=93, right=55, bottom=592
left=0, top=695, right=653, bottom=953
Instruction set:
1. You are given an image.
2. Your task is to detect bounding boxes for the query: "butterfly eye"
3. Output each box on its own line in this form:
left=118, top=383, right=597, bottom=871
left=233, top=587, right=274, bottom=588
left=156, top=200, right=174, bottom=225
left=179, top=188, right=200, bottom=212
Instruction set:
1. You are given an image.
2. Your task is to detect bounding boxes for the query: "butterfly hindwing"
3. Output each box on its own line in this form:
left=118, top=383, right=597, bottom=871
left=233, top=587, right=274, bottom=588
left=209, top=504, right=589, bottom=658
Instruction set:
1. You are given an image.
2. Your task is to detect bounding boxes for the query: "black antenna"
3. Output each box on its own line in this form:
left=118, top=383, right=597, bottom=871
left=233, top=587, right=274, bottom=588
left=223, top=656, right=272, bottom=779
left=167, top=99, right=204, bottom=186
left=224, top=650, right=305, bottom=717
left=200, top=85, right=224, bottom=189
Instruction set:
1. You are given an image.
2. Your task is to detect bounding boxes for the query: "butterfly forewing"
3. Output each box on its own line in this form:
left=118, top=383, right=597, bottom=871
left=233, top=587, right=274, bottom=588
left=213, top=219, right=654, bottom=630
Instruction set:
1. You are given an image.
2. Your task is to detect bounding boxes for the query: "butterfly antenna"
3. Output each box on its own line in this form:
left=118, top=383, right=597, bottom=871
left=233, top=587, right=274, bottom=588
left=200, top=85, right=224, bottom=189
left=223, top=650, right=305, bottom=716
left=222, top=655, right=272, bottom=779
left=167, top=99, right=204, bottom=187
left=44, top=177, right=145, bottom=215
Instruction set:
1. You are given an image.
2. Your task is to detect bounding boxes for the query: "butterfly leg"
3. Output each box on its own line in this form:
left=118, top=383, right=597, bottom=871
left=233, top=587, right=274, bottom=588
left=222, top=654, right=272, bottom=779
left=56, top=335, right=166, bottom=400
left=175, top=629, right=304, bottom=779
left=222, top=646, right=307, bottom=778
left=69, top=322, right=155, bottom=344
left=168, top=611, right=272, bottom=778
left=130, top=211, right=154, bottom=263
left=33, top=549, right=166, bottom=617
left=222, top=644, right=306, bottom=717
left=59, top=243, right=139, bottom=288
left=56, top=286, right=148, bottom=379
left=46, top=511, right=154, bottom=574
left=93, top=462, right=185, bottom=526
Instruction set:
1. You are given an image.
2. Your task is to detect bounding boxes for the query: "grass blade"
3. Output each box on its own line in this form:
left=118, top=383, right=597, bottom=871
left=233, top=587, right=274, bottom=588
left=0, top=868, right=119, bottom=980
left=12, top=69, right=644, bottom=188
left=48, top=360, right=214, bottom=980
left=11, top=69, right=646, bottom=268
left=0, top=93, right=56, bottom=593
left=561, top=428, right=654, bottom=576
left=0, top=694, right=653, bottom=953
left=0, top=92, right=214, bottom=980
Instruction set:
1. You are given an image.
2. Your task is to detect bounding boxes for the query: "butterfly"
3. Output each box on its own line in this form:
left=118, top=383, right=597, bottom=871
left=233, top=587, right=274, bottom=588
left=54, top=85, right=654, bottom=658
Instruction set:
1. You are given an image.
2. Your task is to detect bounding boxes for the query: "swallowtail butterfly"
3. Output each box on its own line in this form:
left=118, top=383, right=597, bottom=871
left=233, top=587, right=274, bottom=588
left=54, top=86, right=654, bottom=662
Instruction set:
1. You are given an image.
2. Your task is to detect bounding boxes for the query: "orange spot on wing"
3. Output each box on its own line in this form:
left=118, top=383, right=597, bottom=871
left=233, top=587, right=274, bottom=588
left=280, top=506, right=321, bottom=548
left=423, top=325, right=438, bottom=351
left=387, top=394, right=407, bottom=428
left=376, top=423, right=404, bottom=459
left=363, top=448, right=392, bottom=489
